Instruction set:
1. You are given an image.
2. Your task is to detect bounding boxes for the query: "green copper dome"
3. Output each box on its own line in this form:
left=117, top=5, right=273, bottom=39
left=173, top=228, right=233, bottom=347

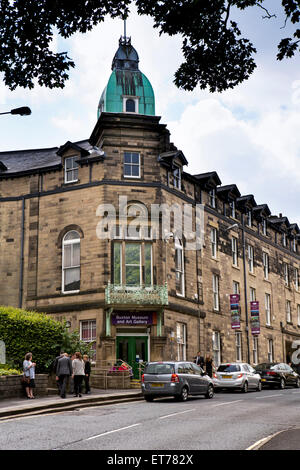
left=98, top=37, right=155, bottom=119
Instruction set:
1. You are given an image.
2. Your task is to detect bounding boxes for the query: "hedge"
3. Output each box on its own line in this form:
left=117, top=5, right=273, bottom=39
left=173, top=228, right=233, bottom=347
left=0, top=306, right=65, bottom=373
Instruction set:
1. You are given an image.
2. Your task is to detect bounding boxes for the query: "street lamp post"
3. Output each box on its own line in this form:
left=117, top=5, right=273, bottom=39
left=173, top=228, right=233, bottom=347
left=0, top=106, right=31, bottom=116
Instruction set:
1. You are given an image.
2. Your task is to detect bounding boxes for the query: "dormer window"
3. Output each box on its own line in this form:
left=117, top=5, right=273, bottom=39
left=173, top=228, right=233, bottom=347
left=209, top=188, right=216, bottom=208
left=123, top=96, right=139, bottom=114
left=247, top=210, right=252, bottom=227
left=173, top=165, right=181, bottom=190
left=282, top=232, right=287, bottom=248
left=261, top=218, right=267, bottom=236
left=65, top=156, right=79, bottom=183
left=229, top=199, right=236, bottom=218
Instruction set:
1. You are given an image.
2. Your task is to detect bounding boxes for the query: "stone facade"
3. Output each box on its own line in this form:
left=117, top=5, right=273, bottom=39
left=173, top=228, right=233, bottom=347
left=0, top=111, right=300, bottom=373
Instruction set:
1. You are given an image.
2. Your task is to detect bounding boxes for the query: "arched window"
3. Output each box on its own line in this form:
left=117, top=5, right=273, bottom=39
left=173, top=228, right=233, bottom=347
left=126, top=98, right=136, bottom=113
left=62, top=230, right=80, bottom=293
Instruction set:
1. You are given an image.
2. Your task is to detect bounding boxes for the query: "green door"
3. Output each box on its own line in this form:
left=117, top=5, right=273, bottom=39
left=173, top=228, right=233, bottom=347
left=116, top=336, right=148, bottom=379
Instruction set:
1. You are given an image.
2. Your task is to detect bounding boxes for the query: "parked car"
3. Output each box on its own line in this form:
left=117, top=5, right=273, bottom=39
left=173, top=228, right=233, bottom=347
left=213, top=363, right=262, bottom=393
left=141, top=361, right=214, bottom=402
left=254, top=363, right=300, bottom=389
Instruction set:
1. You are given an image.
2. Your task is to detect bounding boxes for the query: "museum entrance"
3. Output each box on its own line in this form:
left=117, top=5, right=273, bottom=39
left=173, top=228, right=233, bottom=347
left=116, top=335, right=149, bottom=379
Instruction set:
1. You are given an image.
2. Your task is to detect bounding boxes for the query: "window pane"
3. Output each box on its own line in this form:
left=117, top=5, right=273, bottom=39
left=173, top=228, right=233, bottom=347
left=63, top=244, right=72, bottom=268
left=126, top=266, right=140, bottom=286
left=126, top=99, right=135, bottom=112
left=125, top=243, right=140, bottom=265
left=64, top=231, right=80, bottom=241
left=124, top=164, right=132, bottom=176
left=144, top=244, right=152, bottom=286
left=72, top=243, right=80, bottom=266
left=64, top=267, right=80, bottom=291
left=114, top=243, right=122, bottom=285
left=124, top=153, right=132, bottom=163
left=65, top=157, right=74, bottom=170
left=131, top=165, right=140, bottom=177
left=131, top=153, right=139, bottom=164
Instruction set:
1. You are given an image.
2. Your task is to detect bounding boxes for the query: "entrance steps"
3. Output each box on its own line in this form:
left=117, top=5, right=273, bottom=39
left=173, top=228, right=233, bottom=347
left=131, top=379, right=141, bottom=389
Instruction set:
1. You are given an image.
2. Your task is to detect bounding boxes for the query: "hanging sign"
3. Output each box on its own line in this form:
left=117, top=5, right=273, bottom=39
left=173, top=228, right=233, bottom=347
left=250, top=301, right=260, bottom=335
left=230, top=294, right=240, bottom=330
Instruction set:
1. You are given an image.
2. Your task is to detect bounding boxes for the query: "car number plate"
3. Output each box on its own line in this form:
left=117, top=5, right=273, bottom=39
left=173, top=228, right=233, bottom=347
left=151, top=383, right=164, bottom=387
left=222, top=375, right=232, bottom=379
left=261, top=379, right=266, bottom=382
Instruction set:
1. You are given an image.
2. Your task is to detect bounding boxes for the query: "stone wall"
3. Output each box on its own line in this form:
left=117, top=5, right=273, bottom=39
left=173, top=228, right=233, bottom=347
left=0, top=374, right=48, bottom=399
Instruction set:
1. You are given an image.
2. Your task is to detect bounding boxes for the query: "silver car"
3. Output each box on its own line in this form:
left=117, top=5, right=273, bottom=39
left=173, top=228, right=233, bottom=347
left=141, top=361, right=214, bottom=402
left=213, top=362, right=262, bottom=393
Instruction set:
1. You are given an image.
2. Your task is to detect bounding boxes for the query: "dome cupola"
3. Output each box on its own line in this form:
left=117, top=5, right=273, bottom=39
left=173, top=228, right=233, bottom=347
left=97, top=36, right=155, bottom=119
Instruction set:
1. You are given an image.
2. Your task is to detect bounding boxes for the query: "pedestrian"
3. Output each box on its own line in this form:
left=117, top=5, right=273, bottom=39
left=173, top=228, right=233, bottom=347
left=72, top=352, right=85, bottom=397
left=23, top=352, right=36, bottom=399
left=56, top=352, right=72, bottom=398
left=69, top=353, right=76, bottom=394
left=83, top=354, right=91, bottom=394
left=205, top=355, right=214, bottom=378
left=53, top=350, right=65, bottom=395
left=194, top=351, right=205, bottom=368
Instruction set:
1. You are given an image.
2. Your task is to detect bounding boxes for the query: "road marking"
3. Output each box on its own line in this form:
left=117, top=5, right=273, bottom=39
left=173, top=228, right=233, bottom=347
left=256, top=394, right=282, bottom=399
left=158, top=409, right=196, bottom=420
left=211, top=400, right=243, bottom=407
left=86, top=423, right=141, bottom=441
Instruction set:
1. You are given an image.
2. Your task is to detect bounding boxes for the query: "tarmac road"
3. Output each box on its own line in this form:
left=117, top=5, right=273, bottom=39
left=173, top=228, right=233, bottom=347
left=1, top=386, right=300, bottom=451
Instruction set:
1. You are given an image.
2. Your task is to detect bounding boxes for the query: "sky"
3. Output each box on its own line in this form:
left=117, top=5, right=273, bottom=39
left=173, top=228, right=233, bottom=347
left=0, top=1, right=300, bottom=224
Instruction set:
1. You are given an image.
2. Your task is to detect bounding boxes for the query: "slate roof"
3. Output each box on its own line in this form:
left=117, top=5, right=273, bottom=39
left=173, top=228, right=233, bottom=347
left=0, top=139, right=91, bottom=176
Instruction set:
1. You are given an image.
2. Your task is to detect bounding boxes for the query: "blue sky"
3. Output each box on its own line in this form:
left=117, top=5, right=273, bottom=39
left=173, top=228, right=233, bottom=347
left=0, top=1, right=300, bottom=224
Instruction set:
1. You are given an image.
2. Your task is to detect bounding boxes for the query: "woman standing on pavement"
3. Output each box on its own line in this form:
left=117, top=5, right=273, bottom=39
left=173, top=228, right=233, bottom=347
left=23, top=352, right=36, bottom=399
left=72, top=352, right=85, bottom=397
left=205, top=355, right=214, bottom=378
left=83, top=354, right=91, bottom=394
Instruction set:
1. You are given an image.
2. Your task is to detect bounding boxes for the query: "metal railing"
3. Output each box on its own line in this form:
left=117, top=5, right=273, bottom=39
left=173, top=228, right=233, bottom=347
left=105, top=282, right=168, bottom=306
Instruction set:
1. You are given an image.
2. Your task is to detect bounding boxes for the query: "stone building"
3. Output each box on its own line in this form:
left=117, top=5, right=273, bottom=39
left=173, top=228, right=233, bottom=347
left=0, top=36, right=300, bottom=376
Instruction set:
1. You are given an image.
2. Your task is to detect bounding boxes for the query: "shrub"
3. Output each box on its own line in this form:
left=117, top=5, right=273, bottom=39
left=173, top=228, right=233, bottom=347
left=0, top=368, right=22, bottom=376
left=0, top=306, right=64, bottom=373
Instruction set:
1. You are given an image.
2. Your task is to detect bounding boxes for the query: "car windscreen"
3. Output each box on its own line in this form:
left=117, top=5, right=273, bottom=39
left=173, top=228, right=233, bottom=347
left=217, top=364, right=241, bottom=372
left=144, top=363, right=175, bottom=375
left=255, top=363, right=277, bottom=371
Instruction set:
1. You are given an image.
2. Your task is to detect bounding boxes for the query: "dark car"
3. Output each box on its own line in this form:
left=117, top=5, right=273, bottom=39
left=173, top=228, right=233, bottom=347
left=254, top=362, right=300, bottom=389
left=141, top=361, right=214, bottom=402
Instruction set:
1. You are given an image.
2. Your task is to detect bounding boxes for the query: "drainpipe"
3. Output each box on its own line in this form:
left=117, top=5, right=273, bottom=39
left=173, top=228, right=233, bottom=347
left=19, top=197, right=25, bottom=308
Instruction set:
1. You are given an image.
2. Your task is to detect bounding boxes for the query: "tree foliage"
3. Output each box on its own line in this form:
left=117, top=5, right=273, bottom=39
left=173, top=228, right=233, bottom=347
left=0, top=0, right=299, bottom=92
left=0, top=306, right=65, bottom=373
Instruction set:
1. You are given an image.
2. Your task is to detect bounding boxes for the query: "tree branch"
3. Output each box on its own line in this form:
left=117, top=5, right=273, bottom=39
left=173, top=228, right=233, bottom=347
left=255, top=2, right=276, bottom=20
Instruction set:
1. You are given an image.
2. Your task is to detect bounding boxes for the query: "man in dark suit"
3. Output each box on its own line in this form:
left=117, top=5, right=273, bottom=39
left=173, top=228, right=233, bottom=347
left=194, top=351, right=205, bottom=368
left=56, top=353, right=73, bottom=398
left=53, top=351, right=65, bottom=395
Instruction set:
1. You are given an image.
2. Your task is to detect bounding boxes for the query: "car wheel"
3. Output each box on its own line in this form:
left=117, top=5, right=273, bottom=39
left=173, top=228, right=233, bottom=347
left=205, top=384, right=214, bottom=399
left=144, top=395, right=154, bottom=402
left=279, top=378, right=285, bottom=389
left=178, top=386, right=188, bottom=402
left=256, top=381, right=262, bottom=392
left=295, top=378, right=300, bottom=388
left=241, top=381, right=248, bottom=393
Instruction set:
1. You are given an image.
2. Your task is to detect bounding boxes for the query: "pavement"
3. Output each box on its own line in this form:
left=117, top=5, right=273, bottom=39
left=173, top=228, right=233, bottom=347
left=0, top=388, right=143, bottom=420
